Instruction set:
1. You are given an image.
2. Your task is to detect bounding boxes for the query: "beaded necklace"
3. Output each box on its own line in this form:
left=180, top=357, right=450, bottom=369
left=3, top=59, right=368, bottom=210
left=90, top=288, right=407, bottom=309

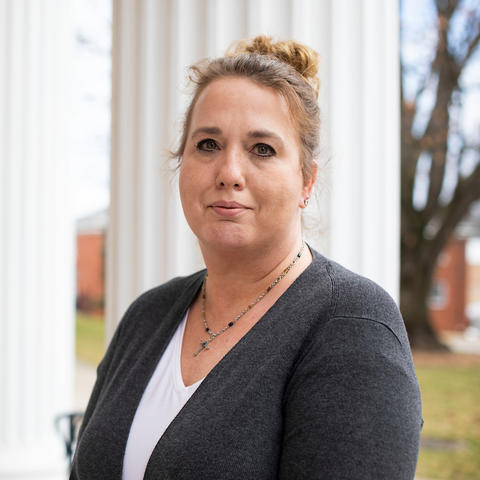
left=193, top=242, right=305, bottom=356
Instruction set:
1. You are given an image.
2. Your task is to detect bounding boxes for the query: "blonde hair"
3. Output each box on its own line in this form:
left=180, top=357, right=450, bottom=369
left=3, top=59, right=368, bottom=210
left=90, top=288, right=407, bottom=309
left=173, top=35, right=321, bottom=184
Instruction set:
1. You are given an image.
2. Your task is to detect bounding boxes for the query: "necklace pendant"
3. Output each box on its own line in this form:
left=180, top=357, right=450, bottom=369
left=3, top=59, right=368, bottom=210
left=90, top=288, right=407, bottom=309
left=194, top=340, right=210, bottom=356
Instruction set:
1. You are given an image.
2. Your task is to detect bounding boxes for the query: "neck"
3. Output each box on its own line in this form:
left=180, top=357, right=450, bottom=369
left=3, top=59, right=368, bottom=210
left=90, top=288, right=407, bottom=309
left=198, top=234, right=310, bottom=317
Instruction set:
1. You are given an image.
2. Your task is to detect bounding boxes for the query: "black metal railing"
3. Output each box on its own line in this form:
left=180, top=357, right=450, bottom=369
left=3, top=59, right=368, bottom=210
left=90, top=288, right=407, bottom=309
left=55, top=412, right=84, bottom=470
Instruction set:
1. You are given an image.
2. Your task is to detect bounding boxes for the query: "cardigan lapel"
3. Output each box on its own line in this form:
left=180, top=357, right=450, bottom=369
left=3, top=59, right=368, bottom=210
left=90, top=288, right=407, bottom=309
left=113, top=271, right=206, bottom=478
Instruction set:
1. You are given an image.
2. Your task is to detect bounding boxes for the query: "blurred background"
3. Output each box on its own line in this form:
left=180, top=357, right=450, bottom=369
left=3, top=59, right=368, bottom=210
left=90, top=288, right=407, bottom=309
left=1, top=0, right=479, bottom=479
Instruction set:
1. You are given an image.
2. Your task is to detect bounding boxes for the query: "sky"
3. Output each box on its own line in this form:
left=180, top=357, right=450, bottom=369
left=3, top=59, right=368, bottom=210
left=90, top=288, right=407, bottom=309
left=69, top=0, right=111, bottom=220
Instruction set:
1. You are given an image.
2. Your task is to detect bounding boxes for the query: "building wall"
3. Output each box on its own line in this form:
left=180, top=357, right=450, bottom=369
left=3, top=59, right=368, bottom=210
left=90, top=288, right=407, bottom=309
left=429, top=238, right=468, bottom=332
left=467, top=263, right=480, bottom=304
left=77, top=232, right=105, bottom=313
left=466, top=262, right=480, bottom=327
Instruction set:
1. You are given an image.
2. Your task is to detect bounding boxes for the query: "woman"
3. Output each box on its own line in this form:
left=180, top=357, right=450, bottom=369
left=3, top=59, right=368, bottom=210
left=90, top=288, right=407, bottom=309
left=71, top=36, right=422, bottom=479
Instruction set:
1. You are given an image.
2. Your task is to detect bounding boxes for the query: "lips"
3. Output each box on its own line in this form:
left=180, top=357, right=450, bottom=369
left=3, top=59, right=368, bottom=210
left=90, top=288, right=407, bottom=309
left=209, top=200, right=250, bottom=217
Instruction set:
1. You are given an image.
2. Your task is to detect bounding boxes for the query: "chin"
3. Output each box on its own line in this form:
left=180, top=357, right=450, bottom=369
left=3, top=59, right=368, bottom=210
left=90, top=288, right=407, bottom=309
left=204, top=235, right=251, bottom=252
left=197, top=225, right=254, bottom=252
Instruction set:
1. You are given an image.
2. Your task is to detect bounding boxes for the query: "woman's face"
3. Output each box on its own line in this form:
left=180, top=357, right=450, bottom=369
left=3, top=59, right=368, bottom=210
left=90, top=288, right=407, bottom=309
left=179, top=77, right=313, bottom=253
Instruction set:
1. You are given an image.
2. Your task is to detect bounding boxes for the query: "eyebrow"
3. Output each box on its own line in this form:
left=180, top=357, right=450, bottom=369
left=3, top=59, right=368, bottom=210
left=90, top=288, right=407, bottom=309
left=247, top=129, right=284, bottom=144
left=191, top=126, right=284, bottom=146
left=190, top=126, right=222, bottom=138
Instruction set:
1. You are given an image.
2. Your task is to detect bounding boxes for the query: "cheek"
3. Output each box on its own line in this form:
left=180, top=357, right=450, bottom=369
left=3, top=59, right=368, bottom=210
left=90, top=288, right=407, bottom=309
left=260, top=174, right=303, bottom=207
left=179, top=166, right=196, bottom=210
left=179, top=162, right=209, bottom=218
left=179, top=159, right=196, bottom=192
left=178, top=169, right=187, bottom=202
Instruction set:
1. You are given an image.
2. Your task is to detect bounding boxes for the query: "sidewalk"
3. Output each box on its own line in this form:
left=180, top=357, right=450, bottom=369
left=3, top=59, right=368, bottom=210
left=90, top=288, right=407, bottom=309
left=439, top=330, right=480, bottom=355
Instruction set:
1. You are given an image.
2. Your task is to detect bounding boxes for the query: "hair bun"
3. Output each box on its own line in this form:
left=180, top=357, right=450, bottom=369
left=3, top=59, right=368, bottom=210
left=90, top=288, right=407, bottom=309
left=228, top=35, right=320, bottom=97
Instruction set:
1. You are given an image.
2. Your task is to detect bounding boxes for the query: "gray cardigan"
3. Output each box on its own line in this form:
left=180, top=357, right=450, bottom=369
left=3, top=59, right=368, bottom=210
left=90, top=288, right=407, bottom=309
left=71, top=249, right=422, bottom=479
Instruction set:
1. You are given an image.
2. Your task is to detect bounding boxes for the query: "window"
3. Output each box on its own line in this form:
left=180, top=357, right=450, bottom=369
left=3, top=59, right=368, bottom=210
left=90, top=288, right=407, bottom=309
left=428, top=281, right=448, bottom=310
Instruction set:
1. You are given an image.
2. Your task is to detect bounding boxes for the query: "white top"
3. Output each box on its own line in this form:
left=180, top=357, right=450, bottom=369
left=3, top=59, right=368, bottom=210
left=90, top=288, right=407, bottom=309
left=122, top=312, right=204, bottom=480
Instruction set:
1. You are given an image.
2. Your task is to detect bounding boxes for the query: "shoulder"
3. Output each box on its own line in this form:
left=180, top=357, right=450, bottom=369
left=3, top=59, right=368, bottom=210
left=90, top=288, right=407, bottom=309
left=308, top=249, right=410, bottom=350
left=129, top=269, right=205, bottom=311
left=113, top=269, right=206, bottom=339
left=325, top=256, right=399, bottom=322
left=287, top=250, right=420, bottom=406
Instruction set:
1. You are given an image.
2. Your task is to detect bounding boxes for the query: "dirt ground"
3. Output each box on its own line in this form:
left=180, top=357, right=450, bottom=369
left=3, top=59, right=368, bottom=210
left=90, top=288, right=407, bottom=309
left=413, top=350, right=480, bottom=367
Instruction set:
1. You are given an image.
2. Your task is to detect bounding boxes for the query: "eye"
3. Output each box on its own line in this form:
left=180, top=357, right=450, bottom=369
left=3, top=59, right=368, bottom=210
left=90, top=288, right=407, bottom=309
left=252, top=143, right=276, bottom=157
left=196, top=138, right=219, bottom=152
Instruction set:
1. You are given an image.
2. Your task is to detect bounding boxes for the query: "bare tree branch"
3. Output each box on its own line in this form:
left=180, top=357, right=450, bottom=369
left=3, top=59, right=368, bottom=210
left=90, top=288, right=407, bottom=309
left=419, top=7, right=460, bottom=223
left=401, top=100, right=422, bottom=219
left=461, top=28, right=480, bottom=66
left=430, top=160, right=480, bottom=260
left=434, top=0, right=458, bottom=19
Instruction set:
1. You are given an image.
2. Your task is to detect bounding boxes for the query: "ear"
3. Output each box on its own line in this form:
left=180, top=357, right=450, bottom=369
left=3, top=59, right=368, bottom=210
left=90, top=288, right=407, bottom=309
left=299, top=162, right=318, bottom=208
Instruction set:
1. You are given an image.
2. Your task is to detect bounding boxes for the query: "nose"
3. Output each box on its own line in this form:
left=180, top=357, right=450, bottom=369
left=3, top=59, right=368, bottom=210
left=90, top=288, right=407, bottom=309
left=215, top=147, right=245, bottom=190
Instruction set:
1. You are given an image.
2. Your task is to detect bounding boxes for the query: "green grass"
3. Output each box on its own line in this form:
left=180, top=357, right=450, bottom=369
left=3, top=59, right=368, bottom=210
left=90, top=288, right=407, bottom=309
left=415, top=363, right=480, bottom=480
left=76, top=312, right=106, bottom=366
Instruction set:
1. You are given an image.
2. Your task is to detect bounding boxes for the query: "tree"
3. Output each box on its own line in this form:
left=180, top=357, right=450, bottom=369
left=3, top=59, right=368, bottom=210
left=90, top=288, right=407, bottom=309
left=401, top=0, right=480, bottom=348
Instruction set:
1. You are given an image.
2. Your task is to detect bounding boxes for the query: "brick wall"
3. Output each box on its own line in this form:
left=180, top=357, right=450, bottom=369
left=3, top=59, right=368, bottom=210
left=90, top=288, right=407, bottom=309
left=467, top=263, right=480, bottom=305
left=76, top=232, right=105, bottom=313
left=429, top=238, right=468, bottom=332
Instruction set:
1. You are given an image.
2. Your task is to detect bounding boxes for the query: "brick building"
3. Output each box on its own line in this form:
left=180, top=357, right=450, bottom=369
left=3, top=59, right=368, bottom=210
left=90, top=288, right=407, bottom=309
left=428, top=238, right=469, bottom=332
left=76, top=210, right=107, bottom=314
left=466, top=255, right=480, bottom=329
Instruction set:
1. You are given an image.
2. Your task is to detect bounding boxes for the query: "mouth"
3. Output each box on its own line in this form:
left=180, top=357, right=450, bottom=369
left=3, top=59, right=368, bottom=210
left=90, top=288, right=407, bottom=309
left=209, top=201, right=250, bottom=217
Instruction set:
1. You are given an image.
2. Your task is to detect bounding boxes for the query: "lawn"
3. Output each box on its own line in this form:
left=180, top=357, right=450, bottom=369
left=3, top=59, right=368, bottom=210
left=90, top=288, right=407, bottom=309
left=414, top=352, right=480, bottom=480
left=76, top=312, right=106, bottom=366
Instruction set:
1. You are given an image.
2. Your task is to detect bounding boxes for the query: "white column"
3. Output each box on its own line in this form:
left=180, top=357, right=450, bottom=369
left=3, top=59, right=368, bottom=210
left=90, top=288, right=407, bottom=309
left=0, top=1, right=74, bottom=479
left=107, top=0, right=206, bottom=340
left=328, top=0, right=400, bottom=299
left=108, top=0, right=400, bottom=339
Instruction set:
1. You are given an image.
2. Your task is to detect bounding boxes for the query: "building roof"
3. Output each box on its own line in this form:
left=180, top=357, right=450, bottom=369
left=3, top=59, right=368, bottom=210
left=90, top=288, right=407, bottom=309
left=76, top=208, right=108, bottom=233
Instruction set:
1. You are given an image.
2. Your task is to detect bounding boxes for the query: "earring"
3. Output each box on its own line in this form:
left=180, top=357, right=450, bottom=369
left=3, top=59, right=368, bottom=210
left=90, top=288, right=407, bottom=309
left=304, top=197, right=310, bottom=207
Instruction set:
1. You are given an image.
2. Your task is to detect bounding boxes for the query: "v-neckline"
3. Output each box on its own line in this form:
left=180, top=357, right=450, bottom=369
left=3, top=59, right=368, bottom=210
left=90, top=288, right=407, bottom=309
left=174, top=310, right=204, bottom=390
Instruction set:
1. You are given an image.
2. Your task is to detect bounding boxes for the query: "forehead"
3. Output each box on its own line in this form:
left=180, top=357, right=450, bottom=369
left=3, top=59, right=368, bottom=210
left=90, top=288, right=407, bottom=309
left=189, top=77, right=296, bottom=137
